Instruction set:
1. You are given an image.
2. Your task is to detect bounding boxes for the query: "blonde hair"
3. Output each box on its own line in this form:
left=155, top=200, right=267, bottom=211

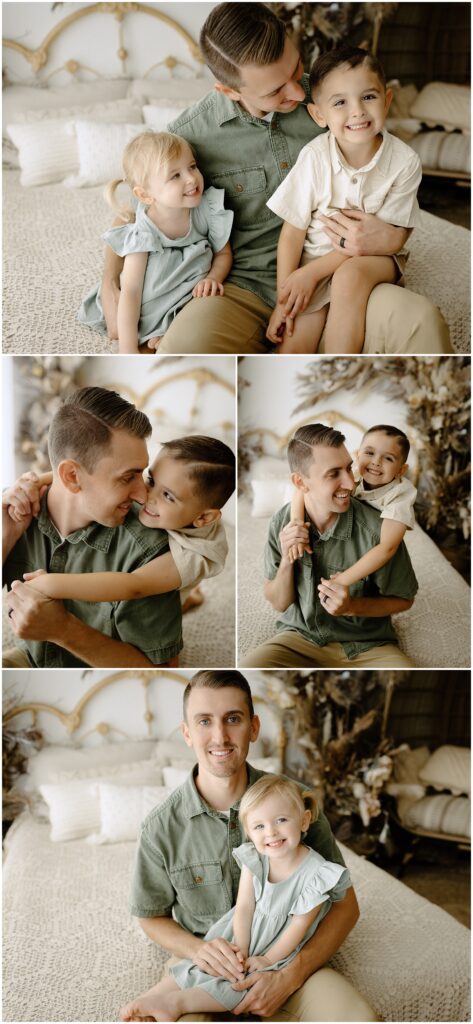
left=104, top=131, right=191, bottom=223
left=239, top=775, right=318, bottom=835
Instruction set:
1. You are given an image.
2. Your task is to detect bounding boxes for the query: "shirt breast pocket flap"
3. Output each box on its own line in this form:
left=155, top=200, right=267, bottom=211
left=170, top=862, right=230, bottom=915
left=212, top=166, right=266, bottom=198
left=326, top=562, right=365, bottom=596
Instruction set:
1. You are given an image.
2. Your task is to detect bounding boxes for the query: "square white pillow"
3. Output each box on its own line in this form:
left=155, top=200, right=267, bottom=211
left=25, top=740, right=158, bottom=792
left=143, top=103, right=191, bottom=131
left=7, top=100, right=143, bottom=186
left=410, top=82, right=471, bottom=133
left=64, top=120, right=146, bottom=187
left=88, top=783, right=173, bottom=844
left=162, top=765, right=190, bottom=790
left=419, top=745, right=470, bottom=795
left=250, top=479, right=294, bottom=517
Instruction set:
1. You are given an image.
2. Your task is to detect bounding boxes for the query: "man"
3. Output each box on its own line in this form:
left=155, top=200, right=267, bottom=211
left=129, top=670, right=379, bottom=1022
left=3, top=387, right=182, bottom=668
left=240, top=424, right=417, bottom=669
left=101, top=2, right=451, bottom=356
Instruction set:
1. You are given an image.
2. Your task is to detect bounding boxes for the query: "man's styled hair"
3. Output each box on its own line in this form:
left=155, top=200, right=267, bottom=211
left=362, top=424, right=410, bottom=462
left=239, top=775, right=318, bottom=835
left=160, top=435, right=235, bottom=509
left=183, top=670, right=255, bottom=721
left=309, top=45, right=387, bottom=96
left=287, top=424, right=346, bottom=476
left=48, top=387, right=152, bottom=472
left=200, top=2, right=286, bottom=88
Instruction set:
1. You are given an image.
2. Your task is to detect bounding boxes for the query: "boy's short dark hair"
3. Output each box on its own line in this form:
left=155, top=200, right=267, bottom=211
left=287, top=424, right=346, bottom=475
left=160, top=435, right=235, bottom=509
left=183, top=670, right=255, bottom=721
left=200, top=2, right=286, bottom=88
left=309, top=45, right=386, bottom=96
left=362, top=425, right=410, bottom=462
left=48, top=387, right=151, bottom=472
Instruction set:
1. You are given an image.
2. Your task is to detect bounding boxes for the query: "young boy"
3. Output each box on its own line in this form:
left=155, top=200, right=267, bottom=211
left=13, top=436, right=235, bottom=607
left=266, top=46, right=422, bottom=354
left=290, top=424, right=417, bottom=588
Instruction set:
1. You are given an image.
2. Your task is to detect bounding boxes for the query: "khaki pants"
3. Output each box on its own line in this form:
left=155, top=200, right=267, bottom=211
left=158, top=281, right=452, bottom=355
left=165, top=961, right=379, bottom=1023
left=239, top=631, right=414, bottom=669
left=2, top=647, right=31, bottom=668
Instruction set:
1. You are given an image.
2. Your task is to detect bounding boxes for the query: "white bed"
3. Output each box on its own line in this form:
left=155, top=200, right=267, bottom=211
left=237, top=496, right=471, bottom=669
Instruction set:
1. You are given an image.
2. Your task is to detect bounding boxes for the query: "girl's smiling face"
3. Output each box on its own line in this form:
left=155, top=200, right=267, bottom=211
left=140, top=142, right=204, bottom=210
left=245, top=792, right=311, bottom=859
left=357, top=430, right=407, bottom=489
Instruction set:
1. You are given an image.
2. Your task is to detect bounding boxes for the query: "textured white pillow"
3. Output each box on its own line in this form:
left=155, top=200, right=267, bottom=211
left=127, top=77, right=212, bottom=105
left=3, top=81, right=130, bottom=124
left=403, top=794, right=471, bottom=837
left=39, top=762, right=165, bottom=841
left=88, top=783, right=173, bottom=844
left=250, top=479, right=294, bottom=517
left=419, top=746, right=470, bottom=795
left=250, top=455, right=291, bottom=480
left=143, top=103, right=192, bottom=131
left=7, top=101, right=142, bottom=186
left=162, top=765, right=189, bottom=790
left=410, top=82, right=471, bottom=133
left=25, top=740, right=158, bottom=792
left=65, top=120, right=146, bottom=187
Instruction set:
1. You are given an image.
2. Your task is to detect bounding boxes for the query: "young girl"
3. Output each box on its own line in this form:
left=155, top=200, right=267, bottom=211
left=12, top=436, right=234, bottom=609
left=266, top=47, right=421, bottom=354
left=120, top=776, right=350, bottom=1022
left=290, top=424, right=416, bottom=589
left=78, top=131, right=233, bottom=352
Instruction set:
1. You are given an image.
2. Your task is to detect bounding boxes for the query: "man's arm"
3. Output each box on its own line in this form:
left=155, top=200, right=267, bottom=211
left=320, top=210, right=409, bottom=257
left=232, top=886, right=359, bottom=1017
left=264, top=519, right=312, bottom=612
left=318, top=578, right=414, bottom=617
left=6, top=583, right=161, bottom=667
left=138, top=916, right=244, bottom=983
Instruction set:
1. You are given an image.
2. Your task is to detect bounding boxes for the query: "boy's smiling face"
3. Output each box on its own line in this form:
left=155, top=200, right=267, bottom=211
left=357, top=430, right=408, bottom=489
left=139, top=452, right=219, bottom=531
left=308, top=61, right=392, bottom=152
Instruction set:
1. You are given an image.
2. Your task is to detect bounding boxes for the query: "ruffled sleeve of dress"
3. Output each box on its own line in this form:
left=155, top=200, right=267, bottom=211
left=101, top=203, right=162, bottom=257
left=194, top=186, right=234, bottom=253
left=289, top=861, right=351, bottom=916
left=232, top=842, right=264, bottom=898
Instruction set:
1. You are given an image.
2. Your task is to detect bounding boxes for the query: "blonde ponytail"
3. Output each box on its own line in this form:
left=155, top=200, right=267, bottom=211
left=103, top=177, right=135, bottom=224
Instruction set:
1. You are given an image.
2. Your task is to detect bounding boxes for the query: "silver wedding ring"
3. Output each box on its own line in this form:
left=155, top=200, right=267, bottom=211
left=8, top=608, right=13, bottom=618
left=340, top=236, right=346, bottom=249
left=322, top=594, right=328, bottom=604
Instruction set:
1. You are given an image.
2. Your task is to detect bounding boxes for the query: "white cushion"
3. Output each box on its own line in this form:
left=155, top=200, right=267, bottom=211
left=162, top=765, right=189, bottom=790
left=7, top=101, right=142, bottom=186
left=143, top=102, right=193, bottom=131
left=25, top=740, right=158, bottom=792
left=64, top=120, right=146, bottom=187
left=3, top=80, right=130, bottom=124
left=249, top=455, right=291, bottom=480
left=39, top=762, right=165, bottom=841
left=250, top=478, right=294, bottom=517
left=403, top=793, right=471, bottom=837
left=88, top=783, right=173, bottom=844
left=387, top=80, right=419, bottom=119
left=392, top=745, right=431, bottom=784
left=127, top=77, right=212, bottom=105
left=419, top=745, right=470, bottom=795
left=410, top=82, right=471, bottom=133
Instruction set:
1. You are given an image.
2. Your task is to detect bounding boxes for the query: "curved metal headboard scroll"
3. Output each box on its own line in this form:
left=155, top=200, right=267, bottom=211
left=3, top=2, right=204, bottom=79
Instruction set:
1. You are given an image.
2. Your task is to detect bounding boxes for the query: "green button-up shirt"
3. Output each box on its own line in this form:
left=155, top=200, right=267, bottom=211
left=130, top=763, right=344, bottom=936
left=265, top=498, right=418, bottom=659
left=3, top=493, right=182, bottom=667
left=169, top=77, right=322, bottom=309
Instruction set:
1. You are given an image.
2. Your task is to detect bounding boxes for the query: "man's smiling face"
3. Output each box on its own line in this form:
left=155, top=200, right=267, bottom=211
left=293, top=442, right=355, bottom=525
left=181, top=686, right=260, bottom=780
left=218, top=36, right=305, bottom=119
left=73, top=429, right=149, bottom=527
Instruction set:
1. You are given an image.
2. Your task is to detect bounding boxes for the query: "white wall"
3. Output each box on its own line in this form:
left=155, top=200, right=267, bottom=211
left=3, top=2, right=216, bottom=83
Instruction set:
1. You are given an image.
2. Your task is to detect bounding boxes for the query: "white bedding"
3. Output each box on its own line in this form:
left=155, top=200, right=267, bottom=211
left=3, top=813, right=470, bottom=1022
left=237, top=498, right=471, bottom=668
left=3, top=170, right=470, bottom=353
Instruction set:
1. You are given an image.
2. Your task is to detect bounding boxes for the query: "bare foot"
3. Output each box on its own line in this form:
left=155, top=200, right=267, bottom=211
left=181, top=585, right=205, bottom=614
left=120, top=992, right=179, bottom=1022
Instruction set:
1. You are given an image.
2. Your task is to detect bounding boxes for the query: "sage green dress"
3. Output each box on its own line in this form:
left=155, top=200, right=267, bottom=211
left=171, top=841, right=350, bottom=1011
left=78, top=186, right=233, bottom=342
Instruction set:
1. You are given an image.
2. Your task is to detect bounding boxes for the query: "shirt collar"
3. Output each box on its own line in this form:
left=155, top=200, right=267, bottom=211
left=310, top=502, right=354, bottom=542
left=182, top=762, right=262, bottom=818
left=36, top=490, right=117, bottom=553
left=329, top=128, right=391, bottom=176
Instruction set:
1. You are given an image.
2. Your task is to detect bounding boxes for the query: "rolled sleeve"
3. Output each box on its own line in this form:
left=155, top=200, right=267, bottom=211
left=130, top=828, right=175, bottom=918
left=373, top=542, right=418, bottom=599
left=267, top=145, right=319, bottom=229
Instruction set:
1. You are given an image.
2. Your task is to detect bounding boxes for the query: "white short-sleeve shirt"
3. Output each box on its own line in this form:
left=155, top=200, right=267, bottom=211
left=355, top=476, right=417, bottom=530
left=167, top=520, right=228, bottom=601
left=267, top=129, right=422, bottom=260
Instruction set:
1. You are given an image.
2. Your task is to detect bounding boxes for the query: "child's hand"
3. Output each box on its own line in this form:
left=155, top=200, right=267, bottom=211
left=192, top=277, right=224, bottom=298
left=245, top=954, right=271, bottom=973
left=266, top=303, right=294, bottom=343
left=22, top=569, right=48, bottom=582
left=288, top=539, right=308, bottom=563
left=279, top=266, right=317, bottom=319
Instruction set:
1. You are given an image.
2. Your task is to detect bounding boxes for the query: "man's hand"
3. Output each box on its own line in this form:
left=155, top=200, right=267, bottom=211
left=192, top=277, right=224, bottom=298
left=232, top=963, right=296, bottom=1016
left=2, top=471, right=45, bottom=523
left=7, top=581, right=68, bottom=641
left=192, top=938, right=245, bottom=982
left=279, top=265, right=316, bottom=319
left=318, top=577, right=352, bottom=616
left=320, top=209, right=408, bottom=257
left=280, top=519, right=312, bottom=564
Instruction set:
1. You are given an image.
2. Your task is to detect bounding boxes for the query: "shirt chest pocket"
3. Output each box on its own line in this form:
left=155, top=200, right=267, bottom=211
left=326, top=561, right=366, bottom=598
left=170, top=861, right=231, bottom=917
left=211, top=166, right=272, bottom=227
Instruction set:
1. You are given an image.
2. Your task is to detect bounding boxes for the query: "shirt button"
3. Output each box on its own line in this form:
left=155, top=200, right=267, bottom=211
left=235, top=184, right=244, bottom=193
left=280, top=161, right=288, bottom=170
left=193, top=875, right=203, bottom=884
left=229, top=820, right=237, bottom=830
left=352, top=177, right=358, bottom=183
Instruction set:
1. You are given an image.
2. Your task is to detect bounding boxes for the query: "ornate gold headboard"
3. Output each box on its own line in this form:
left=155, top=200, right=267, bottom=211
left=110, top=365, right=235, bottom=442
left=3, top=2, right=204, bottom=82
